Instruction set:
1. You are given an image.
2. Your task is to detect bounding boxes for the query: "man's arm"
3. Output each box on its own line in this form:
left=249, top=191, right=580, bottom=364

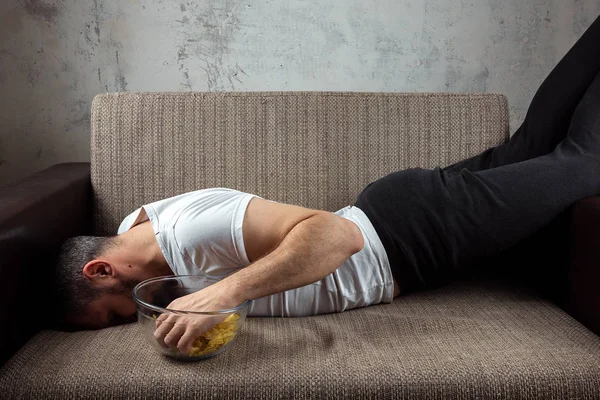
left=226, top=205, right=365, bottom=304
left=154, top=198, right=364, bottom=353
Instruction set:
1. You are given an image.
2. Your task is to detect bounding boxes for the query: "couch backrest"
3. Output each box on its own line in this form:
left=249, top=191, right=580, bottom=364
left=91, top=92, right=509, bottom=235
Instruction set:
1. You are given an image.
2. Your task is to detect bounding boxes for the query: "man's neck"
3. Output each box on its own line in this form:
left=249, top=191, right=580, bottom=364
left=113, top=220, right=173, bottom=279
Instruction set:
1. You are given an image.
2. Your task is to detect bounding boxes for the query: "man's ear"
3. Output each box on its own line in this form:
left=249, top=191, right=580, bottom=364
left=82, top=260, right=114, bottom=281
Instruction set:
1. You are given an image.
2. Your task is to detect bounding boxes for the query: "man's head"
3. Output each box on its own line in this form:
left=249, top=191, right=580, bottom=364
left=55, top=236, right=140, bottom=330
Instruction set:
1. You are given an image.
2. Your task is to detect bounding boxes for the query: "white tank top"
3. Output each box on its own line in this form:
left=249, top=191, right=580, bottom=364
left=117, top=188, right=395, bottom=317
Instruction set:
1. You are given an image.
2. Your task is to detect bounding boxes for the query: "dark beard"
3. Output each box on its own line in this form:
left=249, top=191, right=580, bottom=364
left=106, top=277, right=141, bottom=297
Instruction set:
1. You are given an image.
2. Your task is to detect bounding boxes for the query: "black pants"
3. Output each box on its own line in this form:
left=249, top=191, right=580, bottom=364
left=355, top=15, right=600, bottom=295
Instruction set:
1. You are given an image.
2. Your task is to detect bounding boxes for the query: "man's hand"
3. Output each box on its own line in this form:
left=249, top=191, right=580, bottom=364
left=153, top=280, right=239, bottom=355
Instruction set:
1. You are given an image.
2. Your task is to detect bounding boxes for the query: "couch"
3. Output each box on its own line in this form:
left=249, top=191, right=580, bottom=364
left=1, top=92, right=600, bottom=399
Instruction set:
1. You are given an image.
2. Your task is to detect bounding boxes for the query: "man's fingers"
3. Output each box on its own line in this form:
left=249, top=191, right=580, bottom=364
left=164, top=323, right=187, bottom=349
left=177, top=329, right=198, bottom=355
left=153, top=314, right=231, bottom=355
left=153, top=315, right=178, bottom=347
left=177, top=317, right=220, bottom=355
left=155, top=313, right=168, bottom=329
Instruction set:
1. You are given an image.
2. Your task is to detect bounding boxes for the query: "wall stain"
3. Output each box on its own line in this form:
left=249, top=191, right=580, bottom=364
left=179, top=0, right=244, bottom=90
left=113, top=47, right=127, bottom=91
left=472, top=65, right=490, bottom=91
left=84, top=23, right=99, bottom=46
left=75, top=48, right=93, bottom=62
left=181, top=69, right=192, bottom=90
left=35, top=148, right=42, bottom=159
left=177, top=46, right=189, bottom=61
left=27, top=71, right=40, bottom=87
left=20, top=0, right=59, bottom=23
left=92, top=0, right=102, bottom=43
left=69, top=112, right=91, bottom=127
left=59, top=59, right=69, bottom=72
left=236, top=63, right=248, bottom=76
left=115, top=72, right=128, bottom=91
left=231, top=63, right=247, bottom=84
left=21, top=60, right=41, bottom=87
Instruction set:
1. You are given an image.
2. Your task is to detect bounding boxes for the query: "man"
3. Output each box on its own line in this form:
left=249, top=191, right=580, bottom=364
left=56, top=15, right=600, bottom=356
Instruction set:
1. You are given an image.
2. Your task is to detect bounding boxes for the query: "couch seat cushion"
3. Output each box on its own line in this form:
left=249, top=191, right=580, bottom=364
left=2, top=281, right=600, bottom=399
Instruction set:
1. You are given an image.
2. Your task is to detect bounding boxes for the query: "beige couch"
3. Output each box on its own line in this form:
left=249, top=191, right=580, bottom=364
left=1, top=92, right=600, bottom=399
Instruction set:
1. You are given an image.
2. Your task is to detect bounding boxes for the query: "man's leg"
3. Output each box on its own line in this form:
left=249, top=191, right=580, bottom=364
left=423, top=14, right=600, bottom=299
left=444, top=15, right=600, bottom=173
left=356, top=73, right=600, bottom=294
left=444, top=14, right=600, bottom=302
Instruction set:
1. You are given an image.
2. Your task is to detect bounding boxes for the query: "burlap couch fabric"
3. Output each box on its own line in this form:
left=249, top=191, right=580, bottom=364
left=90, top=92, right=508, bottom=235
left=3, top=92, right=600, bottom=399
left=2, top=282, right=600, bottom=399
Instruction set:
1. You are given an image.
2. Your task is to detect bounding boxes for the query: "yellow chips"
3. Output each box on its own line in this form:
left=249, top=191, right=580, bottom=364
left=151, top=313, right=241, bottom=357
left=188, top=313, right=240, bottom=357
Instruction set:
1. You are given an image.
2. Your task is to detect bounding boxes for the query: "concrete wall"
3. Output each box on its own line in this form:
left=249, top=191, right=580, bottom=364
left=0, top=0, right=598, bottom=185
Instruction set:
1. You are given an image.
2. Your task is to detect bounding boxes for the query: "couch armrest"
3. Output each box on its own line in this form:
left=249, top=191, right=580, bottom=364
left=0, top=163, right=92, bottom=366
left=569, top=196, right=600, bottom=336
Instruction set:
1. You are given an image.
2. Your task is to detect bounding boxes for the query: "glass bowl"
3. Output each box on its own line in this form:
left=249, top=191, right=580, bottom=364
left=133, top=275, right=251, bottom=361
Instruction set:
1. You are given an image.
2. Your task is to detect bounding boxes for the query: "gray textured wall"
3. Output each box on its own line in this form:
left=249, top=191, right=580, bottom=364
left=0, top=1, right=599, bottom=185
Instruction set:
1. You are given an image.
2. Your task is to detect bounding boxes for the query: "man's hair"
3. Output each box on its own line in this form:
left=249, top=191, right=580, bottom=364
left=54, top=236, right=119, bottom=328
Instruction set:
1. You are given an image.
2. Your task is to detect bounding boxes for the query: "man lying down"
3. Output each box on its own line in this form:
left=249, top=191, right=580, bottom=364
left=55, top=15, right=600, bottom=356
